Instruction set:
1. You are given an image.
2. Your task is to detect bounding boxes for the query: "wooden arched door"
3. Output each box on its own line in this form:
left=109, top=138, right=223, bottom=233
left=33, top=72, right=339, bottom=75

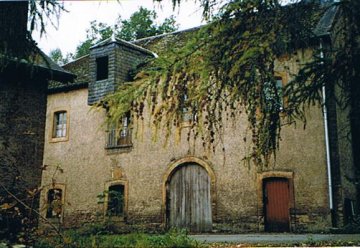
left=263, top=177, right=290, bottom=232
left=167, top=163, right=212, bottom=232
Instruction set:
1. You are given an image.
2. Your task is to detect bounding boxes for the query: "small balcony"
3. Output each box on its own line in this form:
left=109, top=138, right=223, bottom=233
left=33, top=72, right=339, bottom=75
left=105, top=128, right=132, bottom=149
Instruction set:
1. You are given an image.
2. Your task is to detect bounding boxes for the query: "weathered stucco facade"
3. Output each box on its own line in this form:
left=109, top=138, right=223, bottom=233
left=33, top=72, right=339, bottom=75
left=40, top=35, right=333, bottom=232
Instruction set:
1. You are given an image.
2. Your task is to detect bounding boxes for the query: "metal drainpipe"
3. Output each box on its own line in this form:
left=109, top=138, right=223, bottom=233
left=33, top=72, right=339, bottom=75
left=320, top=40, right=334, bottom=215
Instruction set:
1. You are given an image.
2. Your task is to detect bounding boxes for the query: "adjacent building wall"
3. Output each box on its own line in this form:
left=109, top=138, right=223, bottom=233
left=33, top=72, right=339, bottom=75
left=0, top=73, right=47, bottom=237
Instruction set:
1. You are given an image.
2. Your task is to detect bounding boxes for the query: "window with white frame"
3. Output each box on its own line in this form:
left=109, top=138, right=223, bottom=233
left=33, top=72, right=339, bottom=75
left=53, top=111, right=67, bottom=138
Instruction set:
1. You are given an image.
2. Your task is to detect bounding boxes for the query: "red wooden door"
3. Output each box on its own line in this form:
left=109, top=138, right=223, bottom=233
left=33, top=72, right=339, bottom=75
left=264, top=178, right=290, bottom=232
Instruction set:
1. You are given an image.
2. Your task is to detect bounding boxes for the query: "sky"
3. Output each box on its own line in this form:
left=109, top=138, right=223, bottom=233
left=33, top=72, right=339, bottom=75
left=33, top=0, right=206, bottom=55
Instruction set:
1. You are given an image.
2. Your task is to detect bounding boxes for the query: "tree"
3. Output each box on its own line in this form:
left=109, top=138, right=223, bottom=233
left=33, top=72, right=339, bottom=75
left=49, top=48, right=70, bottom=65
left=72, top=7, right=178, bottom=59
left=0, top=0, right=64, bottom=59
left=117, top=7, right=178, bottom=41
left=104, top=0, right=359, bottom=167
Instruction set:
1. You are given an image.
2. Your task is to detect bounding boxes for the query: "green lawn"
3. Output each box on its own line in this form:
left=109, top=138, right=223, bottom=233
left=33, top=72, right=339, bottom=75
left=34, top=229, right=202, bottom=248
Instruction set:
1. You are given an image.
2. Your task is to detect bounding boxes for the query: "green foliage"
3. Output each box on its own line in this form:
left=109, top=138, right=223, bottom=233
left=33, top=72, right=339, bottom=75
left=104, top=0, right=322, bottom=166
left=104, top=0, right=360, bottom=174
left=73, top=39, right=93, bottom=59
left=49, top=48, right=70, bottom=65
left=155, top=0, right=220, bottom=20
left=118, top=7, right=178, bottom=41
left=72, top=7, right=178, bottom=59
left=286, top=0, right=360, bottom=131
left=107, top=190, right=124, bottom=217
left=34, top=228, right=200, bottom=248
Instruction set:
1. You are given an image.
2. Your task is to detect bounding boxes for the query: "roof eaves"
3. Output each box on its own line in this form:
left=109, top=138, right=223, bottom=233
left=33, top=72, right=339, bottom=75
left=63, top=54, right=89, bottom=67
left=48, top=82, right=88, bottom=94
left=132, top=26, right=203, bottom=44
left=90, top=37, right=156, bottom=57
left=115, top=38, right=156, bottom=57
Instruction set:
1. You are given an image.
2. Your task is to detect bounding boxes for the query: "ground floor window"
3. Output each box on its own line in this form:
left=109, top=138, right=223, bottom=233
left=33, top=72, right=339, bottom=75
left=46, top=188, right=63, bottom=219
left=107, top=184, right=125, bottom=217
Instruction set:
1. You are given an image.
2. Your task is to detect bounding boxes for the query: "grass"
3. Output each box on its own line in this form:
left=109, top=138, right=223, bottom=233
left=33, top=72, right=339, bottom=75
left=33, top=222, right=360, bottom=248
left=208, top=240, right=360, bottom=247
left=34, top=228, right=202, bottom=248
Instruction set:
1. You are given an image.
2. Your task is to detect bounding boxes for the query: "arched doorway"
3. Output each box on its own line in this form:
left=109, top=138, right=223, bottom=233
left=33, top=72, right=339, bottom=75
left=263, top=177, right=290, bottom=232
left=166, top=162, right=212, bottom=232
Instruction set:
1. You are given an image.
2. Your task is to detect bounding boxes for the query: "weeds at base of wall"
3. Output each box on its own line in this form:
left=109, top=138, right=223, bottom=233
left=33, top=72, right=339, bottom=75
left=60, top=221, right=166, bottom=235
left=34, top=228, right=201, bottom=248
left=331, top=214, right=360, bottom=234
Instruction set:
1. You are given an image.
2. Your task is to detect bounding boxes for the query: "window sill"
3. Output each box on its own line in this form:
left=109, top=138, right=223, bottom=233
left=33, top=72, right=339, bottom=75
left=105, top=143, right=132, bottom=149
left=96, top=78, right=109, bottom=83
left=105, top=144, right=133, bottom=154
left=50, top=137, right=69, bottom=143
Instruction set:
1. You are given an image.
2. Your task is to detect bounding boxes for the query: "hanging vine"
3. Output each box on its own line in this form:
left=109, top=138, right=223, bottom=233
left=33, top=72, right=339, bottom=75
left=103, top=0, right=326, bottom=167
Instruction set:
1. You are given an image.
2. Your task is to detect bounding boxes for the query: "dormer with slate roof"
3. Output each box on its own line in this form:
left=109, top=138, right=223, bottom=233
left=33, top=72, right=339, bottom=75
left=88, top=35, right=155, bottom=105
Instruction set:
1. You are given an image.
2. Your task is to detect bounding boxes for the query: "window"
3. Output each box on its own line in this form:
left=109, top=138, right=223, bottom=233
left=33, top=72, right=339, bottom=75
left=53, top=111, right=67, bottom=138
left=46, top=188, right=63, bottom=219
left=107, top=184, right=124, bottom=217
left=180, top=91, right=197, bottom=123
left=263, top=77, right=284, bottom=111
left=106, top=112, right=132, bottom=148
left=96, top=56, right=108, bottom=81
left=104, top=180, right=128, bottom=220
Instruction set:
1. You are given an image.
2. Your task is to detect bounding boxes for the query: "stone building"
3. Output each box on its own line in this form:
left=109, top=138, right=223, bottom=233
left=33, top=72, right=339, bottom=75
left=0, top=1, right=75, bottom=238
left=39, top=5, right=358, bottom=233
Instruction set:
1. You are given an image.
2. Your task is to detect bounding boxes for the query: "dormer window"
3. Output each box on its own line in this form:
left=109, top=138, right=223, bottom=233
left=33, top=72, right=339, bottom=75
left=96, top=56, right=108, bottom=81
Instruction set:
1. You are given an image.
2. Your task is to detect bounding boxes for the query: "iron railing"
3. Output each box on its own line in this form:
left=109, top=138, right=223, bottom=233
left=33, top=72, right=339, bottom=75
left=106, top=128, right=132, bottom=148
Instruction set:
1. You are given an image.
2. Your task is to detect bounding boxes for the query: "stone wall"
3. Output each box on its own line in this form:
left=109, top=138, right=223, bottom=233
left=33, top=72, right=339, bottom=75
left=0, top=74, right=47, bottom=192
left=0, top=72, right=47, bottom=237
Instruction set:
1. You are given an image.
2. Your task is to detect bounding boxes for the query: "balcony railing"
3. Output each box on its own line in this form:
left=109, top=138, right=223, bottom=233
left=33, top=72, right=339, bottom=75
left=106, top=128, right=132, bottom=148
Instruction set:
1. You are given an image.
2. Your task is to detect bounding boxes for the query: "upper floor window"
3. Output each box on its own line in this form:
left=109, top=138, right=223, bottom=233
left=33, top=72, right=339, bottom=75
left=96, top=56, right=109, bottom=81
left=106, top=112, right=132, bottom=149
left=53, top=111, right=67, bottom=138
left=263, top=77, right=284, bottom=111
left=180, top=91, right=197, bottom=123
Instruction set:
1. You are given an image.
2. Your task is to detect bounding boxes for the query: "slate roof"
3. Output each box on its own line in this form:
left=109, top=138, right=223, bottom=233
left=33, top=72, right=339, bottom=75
left=90, top=36, right=157, bottom=57
left=132, top=26, right=201, bottom=49
left=48, top=55, right=89, bottom=92
left=2, top=43, right=75, bottom=83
